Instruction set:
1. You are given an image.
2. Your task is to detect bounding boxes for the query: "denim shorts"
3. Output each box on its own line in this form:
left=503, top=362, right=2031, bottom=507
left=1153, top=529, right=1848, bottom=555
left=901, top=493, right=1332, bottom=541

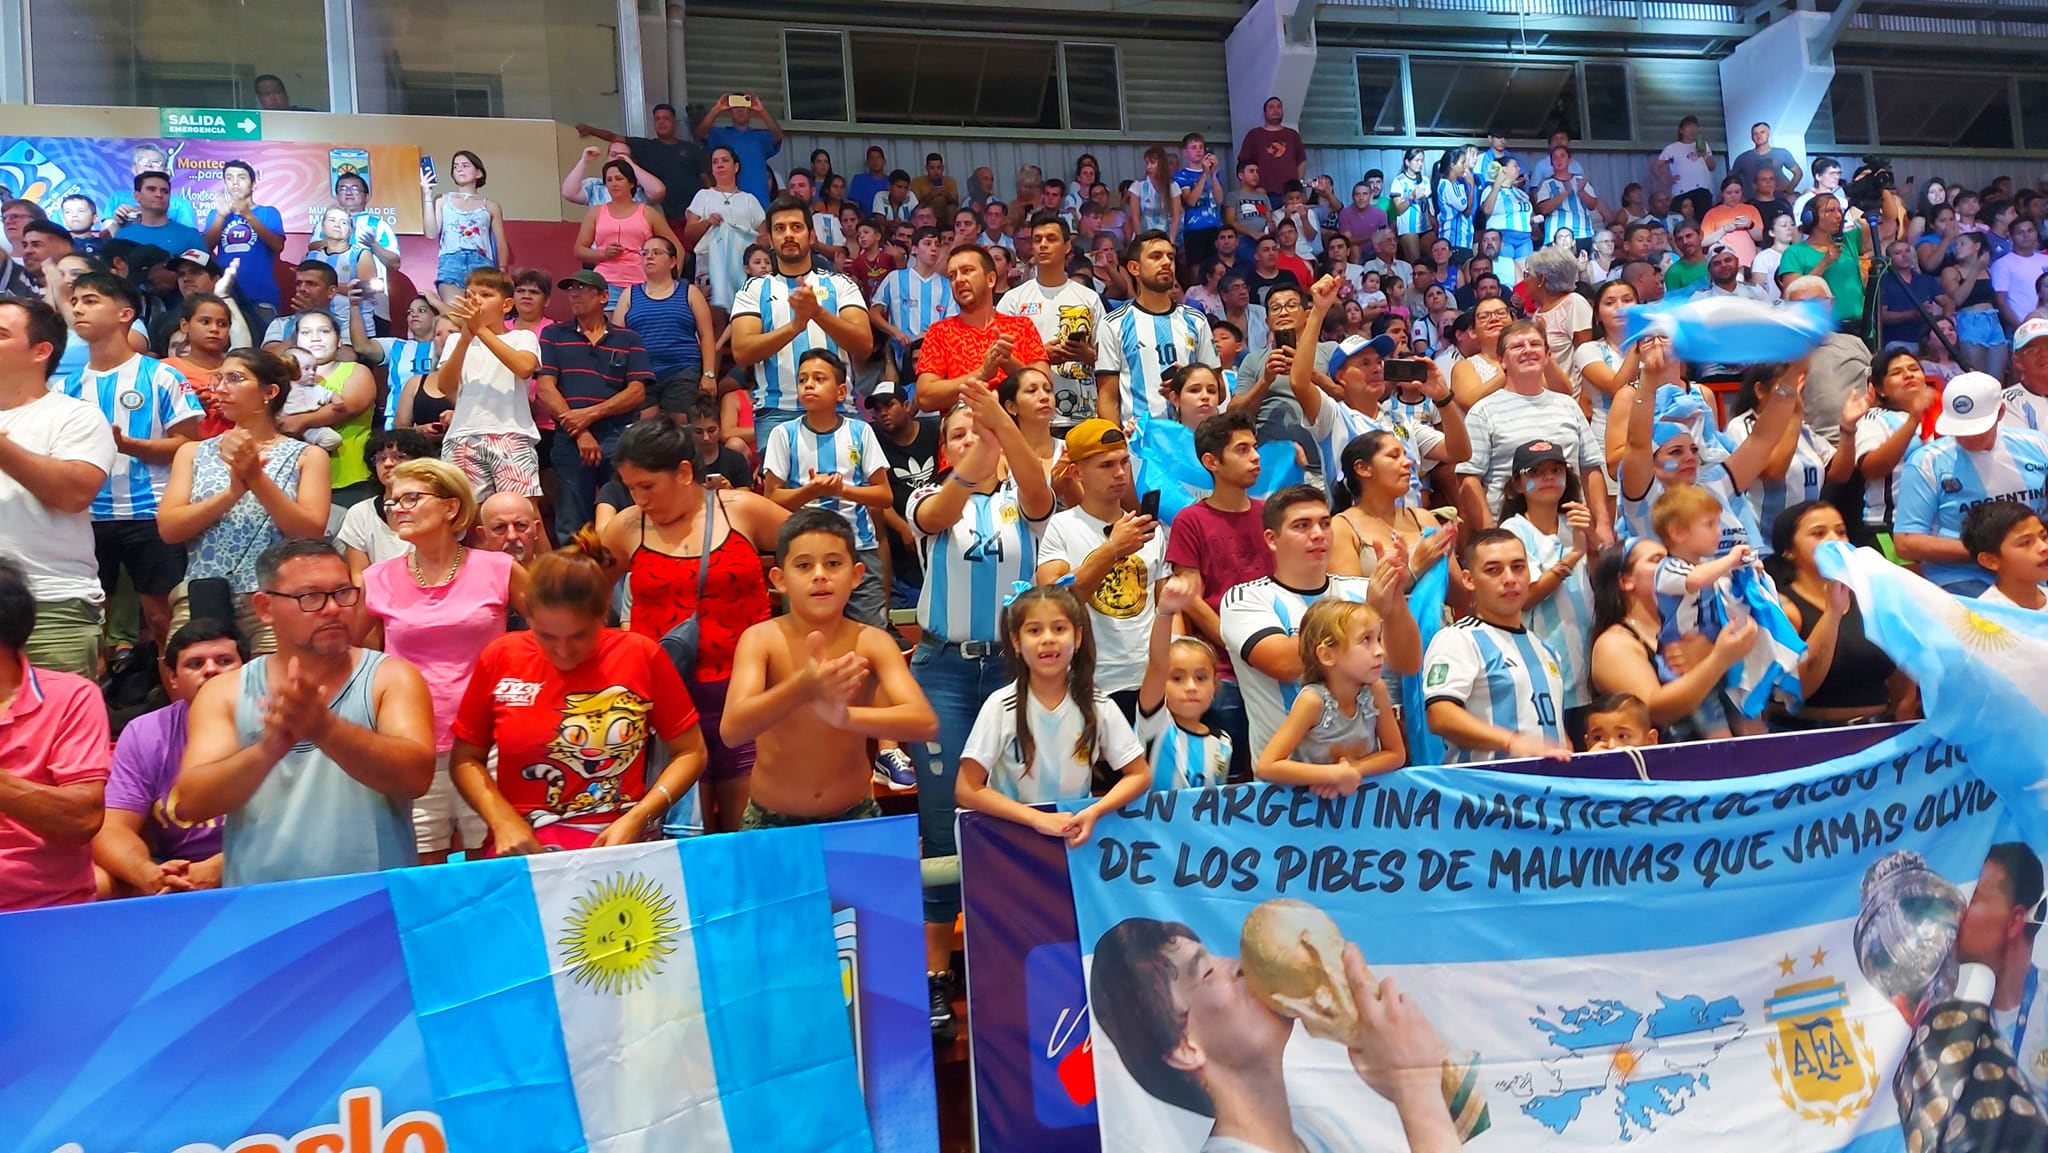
left=435, top=248, right=495, bottom=288
left=1957, top=309, right=2005, bottom=347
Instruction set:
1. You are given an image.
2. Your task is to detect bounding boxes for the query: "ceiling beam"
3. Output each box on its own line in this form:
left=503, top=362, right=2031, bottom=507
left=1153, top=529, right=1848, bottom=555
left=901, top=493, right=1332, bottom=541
left=1809, top=0, right=1865, bottom=61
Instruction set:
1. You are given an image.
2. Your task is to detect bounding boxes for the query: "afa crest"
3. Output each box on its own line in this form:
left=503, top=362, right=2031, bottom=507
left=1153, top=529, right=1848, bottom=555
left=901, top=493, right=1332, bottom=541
left=1764, top=959, right=1877, bottom=1125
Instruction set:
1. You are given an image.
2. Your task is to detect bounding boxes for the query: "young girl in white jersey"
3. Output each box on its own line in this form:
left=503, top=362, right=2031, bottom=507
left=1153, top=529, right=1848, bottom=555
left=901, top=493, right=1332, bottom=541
left=1496, top=440, right=1596, bottom=739
left=956, top=584, right=1153, bottom=845
left=1134, top=575, right=1230, bottom=791
left=1256, top=598, right=1405, bottom=794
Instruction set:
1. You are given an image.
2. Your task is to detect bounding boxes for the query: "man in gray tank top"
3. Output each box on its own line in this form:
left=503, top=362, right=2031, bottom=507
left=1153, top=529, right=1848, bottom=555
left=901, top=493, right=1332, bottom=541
left=174, top=538, right=435, bottom=886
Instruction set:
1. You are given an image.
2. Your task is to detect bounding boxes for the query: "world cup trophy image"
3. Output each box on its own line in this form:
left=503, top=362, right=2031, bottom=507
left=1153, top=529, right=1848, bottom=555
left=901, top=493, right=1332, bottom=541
left=1853, top=850, right=1964, bottom=1014
left=1238, top=898, right=1491, bottom=1141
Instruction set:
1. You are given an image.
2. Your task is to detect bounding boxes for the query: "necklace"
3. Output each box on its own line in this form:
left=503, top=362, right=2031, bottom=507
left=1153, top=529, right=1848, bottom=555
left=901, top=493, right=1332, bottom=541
left=409, top=543, right=463, bottom=588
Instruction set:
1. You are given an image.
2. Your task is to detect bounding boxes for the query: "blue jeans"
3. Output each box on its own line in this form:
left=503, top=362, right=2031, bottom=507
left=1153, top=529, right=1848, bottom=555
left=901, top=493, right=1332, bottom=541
left=754, top=407, right=803, bottom=448
left=1203, top=676, right=1252, bottom=782
left=549, top=422, right=624, bottom=544
left=911, top=638, right=1013, bottom=923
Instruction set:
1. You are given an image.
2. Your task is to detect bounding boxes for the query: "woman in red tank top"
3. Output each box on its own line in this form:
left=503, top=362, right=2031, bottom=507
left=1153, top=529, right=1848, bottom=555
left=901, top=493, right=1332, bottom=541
left=600, top=414, right=787, bottom=832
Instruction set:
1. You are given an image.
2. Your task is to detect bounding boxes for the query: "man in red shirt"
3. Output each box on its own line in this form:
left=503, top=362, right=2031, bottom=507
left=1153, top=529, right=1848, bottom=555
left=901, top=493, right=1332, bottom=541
left=1237, top=96, right=1307, bottom=205
left=0, top=556, right=110, bottom=912
left=913, top=245, right=1050, bottom=412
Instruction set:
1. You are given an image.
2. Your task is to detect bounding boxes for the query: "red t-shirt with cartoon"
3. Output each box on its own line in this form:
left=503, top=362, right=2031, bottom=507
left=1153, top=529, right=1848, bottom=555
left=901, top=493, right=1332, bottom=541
left=453, top=628, right=699, bottom=850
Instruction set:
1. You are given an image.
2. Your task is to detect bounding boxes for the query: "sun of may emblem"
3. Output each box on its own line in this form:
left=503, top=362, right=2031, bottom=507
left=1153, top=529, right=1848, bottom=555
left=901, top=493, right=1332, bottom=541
left=559, top=871, right=682, bottom=995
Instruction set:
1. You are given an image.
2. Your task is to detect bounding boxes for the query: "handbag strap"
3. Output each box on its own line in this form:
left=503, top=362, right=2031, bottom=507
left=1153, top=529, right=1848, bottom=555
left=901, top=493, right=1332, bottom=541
left=688, top=490, right=717, bottom=621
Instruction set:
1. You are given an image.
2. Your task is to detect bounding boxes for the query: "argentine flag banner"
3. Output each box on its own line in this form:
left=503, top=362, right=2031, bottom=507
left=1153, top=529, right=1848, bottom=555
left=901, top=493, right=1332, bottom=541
left=0, top=824, right=904, bottom=1153
left=1064, top=535, right=2048, bottom=1153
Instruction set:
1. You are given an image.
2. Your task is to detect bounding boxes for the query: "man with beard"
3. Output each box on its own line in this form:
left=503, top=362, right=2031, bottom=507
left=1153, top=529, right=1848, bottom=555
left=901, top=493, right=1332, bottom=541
left=913, top=245, right=1048, bottom=413
left=998, top=213, right=1104, bottom=431
left=731, top=196, right=874, bottom=445
left=474, top=492, right=545, bottom=564
left=174, top=539, right=435, bottom=886
left=1097, top=231, right=1220, bottom=426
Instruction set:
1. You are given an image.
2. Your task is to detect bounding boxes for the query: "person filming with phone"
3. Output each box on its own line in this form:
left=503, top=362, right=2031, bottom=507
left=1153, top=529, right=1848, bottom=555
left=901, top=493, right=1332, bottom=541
left=696, top=93, right=784, bottom=207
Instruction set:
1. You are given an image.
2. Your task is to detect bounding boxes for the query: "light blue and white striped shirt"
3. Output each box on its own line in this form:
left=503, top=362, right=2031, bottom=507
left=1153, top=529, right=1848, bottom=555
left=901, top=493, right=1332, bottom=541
left=1421, top=617, right=1566, bottom=763
left=1725, top=410, right=1832, bottom=556
left=1138, top=704, right=1232, bottom=791
left=1305, top=396, right=1443, bottom=509
left=1096, top=303, right=1219, bottom=423
left=378, top=336, right=441, bottom=427
left=911, top=479, right=1046, bottom=643
left=1535, top=175, right=1597, bottom=243
left=1895, top=428, right=2048, bottom=590
left=1501, top=515, right=1593, bottom=709
left=762, top=415, right=889, bottom=551
left=58, top=354, right=201, bottom=520
left=1436, top=178, right=1474, bottom=250
left=731, top=271, right=868, bottom=413
left=872, top=267, right=955, bottom=352
left=1618, top=461, right=1762, bottom=559
left=1390, top=173, right=1429, bottom=235
left=1485, top=185, right=1533, bottom=237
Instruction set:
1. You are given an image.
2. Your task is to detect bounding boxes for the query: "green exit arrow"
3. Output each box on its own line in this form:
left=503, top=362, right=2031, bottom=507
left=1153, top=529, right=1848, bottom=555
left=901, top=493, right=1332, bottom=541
left=159, top=107, right=263, bottom=141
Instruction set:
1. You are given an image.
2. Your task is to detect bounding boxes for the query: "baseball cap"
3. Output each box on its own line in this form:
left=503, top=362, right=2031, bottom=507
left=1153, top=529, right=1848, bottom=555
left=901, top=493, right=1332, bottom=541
left=1510, top=439, right=1569, bottom=477
left=556, top=270, right=609, bottom=292
left=1326, top=332, right=1397, bottom=380
left=167, top=248, right=221, bottom=276
left=1063, top=419, right=1128, bottom=463
left=864, top=380, right=906, bottom=409
left=2016, top=317, right=2048, bottom=353
left=1935, top=371, right=2004, bottom=437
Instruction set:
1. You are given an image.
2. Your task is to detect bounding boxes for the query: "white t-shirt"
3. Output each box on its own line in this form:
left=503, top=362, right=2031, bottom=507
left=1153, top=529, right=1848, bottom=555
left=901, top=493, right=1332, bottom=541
left=1979, top=583, right=2048, bottom=609
left=1038, top=507, right=1172, bottom=693
left=999, top=277, right=1106, bottom=428
left=0, top=392, right=116, bottom=603
left=687, top=188, right=767, bottom=309
left=1993, top=251, right=2048, bottom=319
left=1537, top=292, right=1592, bottom=370
left=1658, top=141, right=1714, bottom=195
left=961, top=684, right=1145, bottom=804
left=1751, top=247, right=1788, bottom=299
left=441, top=329, right=542, bottom=441
left=1219, top=574, right=1376, bottom=756
left=336, top=497, right=409, bottom=567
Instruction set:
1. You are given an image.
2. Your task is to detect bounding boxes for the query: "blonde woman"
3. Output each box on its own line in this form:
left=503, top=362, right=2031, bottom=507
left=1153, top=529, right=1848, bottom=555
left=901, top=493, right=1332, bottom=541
left=361, top=458, right=528, bottom=863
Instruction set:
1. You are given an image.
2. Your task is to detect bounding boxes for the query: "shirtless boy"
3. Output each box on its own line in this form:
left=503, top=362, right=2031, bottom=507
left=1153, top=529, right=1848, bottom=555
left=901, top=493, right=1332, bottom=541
left=721, top=508, right=938, bottom=826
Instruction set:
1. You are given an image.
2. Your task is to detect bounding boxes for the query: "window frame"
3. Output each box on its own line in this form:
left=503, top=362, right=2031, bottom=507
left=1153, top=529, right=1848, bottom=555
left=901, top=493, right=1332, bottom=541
left=779, top=25, right=1127, bottom=134
left=1825, top=64, right=2019, bottom=151
left=1349, top=50, right=1638, bottom=145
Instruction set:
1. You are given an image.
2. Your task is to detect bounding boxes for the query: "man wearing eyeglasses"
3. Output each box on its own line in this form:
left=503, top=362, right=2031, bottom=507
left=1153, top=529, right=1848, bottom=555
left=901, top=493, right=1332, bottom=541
left=173, top=538, right=435, bottom=886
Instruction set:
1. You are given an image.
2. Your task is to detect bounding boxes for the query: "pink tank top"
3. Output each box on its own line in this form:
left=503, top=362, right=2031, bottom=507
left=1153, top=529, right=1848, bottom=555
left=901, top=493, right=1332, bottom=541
left=363, top=548, right=514, bottom=750
left=594, top=203, right=654, bottom=287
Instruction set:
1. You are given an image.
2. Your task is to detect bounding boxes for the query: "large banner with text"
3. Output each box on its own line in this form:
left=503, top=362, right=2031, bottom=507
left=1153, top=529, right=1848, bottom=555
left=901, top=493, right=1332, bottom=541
left=0, top=135, right=424, bottom=236
left=1067, top=735, right=2025, bottom=1153
left=0, top=817, right=936, bottom=1153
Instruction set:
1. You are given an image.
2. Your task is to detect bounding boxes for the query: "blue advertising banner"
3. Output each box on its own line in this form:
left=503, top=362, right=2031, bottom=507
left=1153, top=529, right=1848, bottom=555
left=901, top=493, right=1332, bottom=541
left=1067, top=735, right=2014, bottom=1151
left=0, top=816, right=937, bottom=1153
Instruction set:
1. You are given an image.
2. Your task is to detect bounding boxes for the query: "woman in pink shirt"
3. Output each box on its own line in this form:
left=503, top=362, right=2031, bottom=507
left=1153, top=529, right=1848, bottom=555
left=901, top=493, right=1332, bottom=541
left=361, top=458, right=528, bottom=862
left=576, top=160, right=682, bottom=308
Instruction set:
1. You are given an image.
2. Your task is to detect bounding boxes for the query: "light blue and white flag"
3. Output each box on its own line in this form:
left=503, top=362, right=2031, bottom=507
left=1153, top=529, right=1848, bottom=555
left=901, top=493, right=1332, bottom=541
left=1130, top=417, right=1304, bottom=526
left=1818, top=540, right=2048, bottom=839
left=1400, top=535, right=1451, bottom=768
left=1723, top=564, right=1805, bottom=718
left=386, top=831, right=871, bottom=1153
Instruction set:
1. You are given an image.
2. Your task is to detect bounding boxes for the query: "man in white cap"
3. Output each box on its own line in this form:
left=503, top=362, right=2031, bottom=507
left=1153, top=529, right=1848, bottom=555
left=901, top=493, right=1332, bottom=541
left=2002, top=317, right=2048, bottom=432
left=1895, top=371, right=2048, bottom=595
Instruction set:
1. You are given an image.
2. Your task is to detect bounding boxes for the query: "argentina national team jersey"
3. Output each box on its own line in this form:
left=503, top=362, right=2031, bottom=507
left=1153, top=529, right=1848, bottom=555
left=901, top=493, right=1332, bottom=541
left=1501, top=515, right=1593, bottom=708
left=1618, top=461, right=1762, bottom=558
left=910, top=479, right=1046, bottom=643
left=1305, top=398, right=1443, bottom=509
left=1895, top=427, right=2048, bottom=590
left=1535, top=176, right=1596, bottom=242
left=1390, top=174, right=1428, bottom=234
left=2003, top=386, right=2048, bottom=433
left=1725, top=410, right=1832, bottom=554
left=59, top=354, right=202, bottom=520
left=1097, top=302, right=1219, bottom=422
left=1486, top=185, right=1534, bottom=236
left=1219, top=575, right=1376, bottom=757
left=378, top=336, right=441, bottom=426
left=1137, top=705, right=1233, bottom=791
left=1436, top=179, right=1474, bottom=250
left=730, top=271, right=867, bottom=413
left=873, top=267, right=955, bottom=351
left=763, top=416, right=889, bottom=550
left=1421, top=617, right=1566, bottom=764
left=962, top=684, right=1146, bottom=804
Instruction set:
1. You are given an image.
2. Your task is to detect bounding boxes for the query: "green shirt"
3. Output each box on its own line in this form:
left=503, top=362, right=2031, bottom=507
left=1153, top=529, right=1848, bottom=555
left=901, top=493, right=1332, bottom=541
left=1778, top=229, right=1866, bottom=323
left=1663, top=258, right=1710, bottom=293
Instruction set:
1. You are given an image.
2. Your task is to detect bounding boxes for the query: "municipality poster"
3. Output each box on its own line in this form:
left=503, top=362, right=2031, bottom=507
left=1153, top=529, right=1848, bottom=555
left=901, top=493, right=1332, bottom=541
left=1068, top=735, right=2027, bottom=1152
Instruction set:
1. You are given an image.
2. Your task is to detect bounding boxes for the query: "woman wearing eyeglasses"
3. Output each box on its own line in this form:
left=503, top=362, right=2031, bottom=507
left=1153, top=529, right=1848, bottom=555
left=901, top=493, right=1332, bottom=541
left=159, top=347, right=333, bottom=654
left=360, top=458, right=529, bottom=862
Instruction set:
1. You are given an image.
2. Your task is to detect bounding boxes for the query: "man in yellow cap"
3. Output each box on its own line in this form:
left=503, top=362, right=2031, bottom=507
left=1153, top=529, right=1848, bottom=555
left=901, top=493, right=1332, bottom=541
left=1035, top=418, right=1168, bottom=718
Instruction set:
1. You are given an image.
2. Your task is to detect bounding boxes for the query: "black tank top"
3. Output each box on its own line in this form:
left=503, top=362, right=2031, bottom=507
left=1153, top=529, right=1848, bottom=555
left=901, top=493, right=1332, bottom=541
left=1782, top=583, right=1893, bottom=711
left=411, top=385, right=454, bottom=430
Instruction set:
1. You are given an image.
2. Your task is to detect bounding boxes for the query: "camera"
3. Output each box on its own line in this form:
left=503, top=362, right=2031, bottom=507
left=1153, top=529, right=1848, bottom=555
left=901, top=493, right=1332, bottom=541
left=1848, top=157, right=1895, bottom=216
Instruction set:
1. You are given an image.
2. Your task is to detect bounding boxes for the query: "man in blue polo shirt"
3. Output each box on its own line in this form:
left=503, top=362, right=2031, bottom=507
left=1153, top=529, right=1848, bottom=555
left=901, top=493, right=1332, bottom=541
left=1895, top=371, right=2048, bottom=595
left=114, top=172, right=205, bottom=258
left=697, top=93, right=784, bottom=207
left=534, top=271, right=656, bottom=543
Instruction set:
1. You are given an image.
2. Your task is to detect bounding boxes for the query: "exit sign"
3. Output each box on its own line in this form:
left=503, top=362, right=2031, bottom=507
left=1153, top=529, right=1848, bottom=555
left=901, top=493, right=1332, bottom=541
left=159, top=108, right=262, bottom=141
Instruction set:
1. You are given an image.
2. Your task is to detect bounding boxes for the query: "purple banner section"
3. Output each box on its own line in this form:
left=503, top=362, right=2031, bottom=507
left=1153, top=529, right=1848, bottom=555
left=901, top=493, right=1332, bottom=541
left=956, top=724, right=1908, bottom=1153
